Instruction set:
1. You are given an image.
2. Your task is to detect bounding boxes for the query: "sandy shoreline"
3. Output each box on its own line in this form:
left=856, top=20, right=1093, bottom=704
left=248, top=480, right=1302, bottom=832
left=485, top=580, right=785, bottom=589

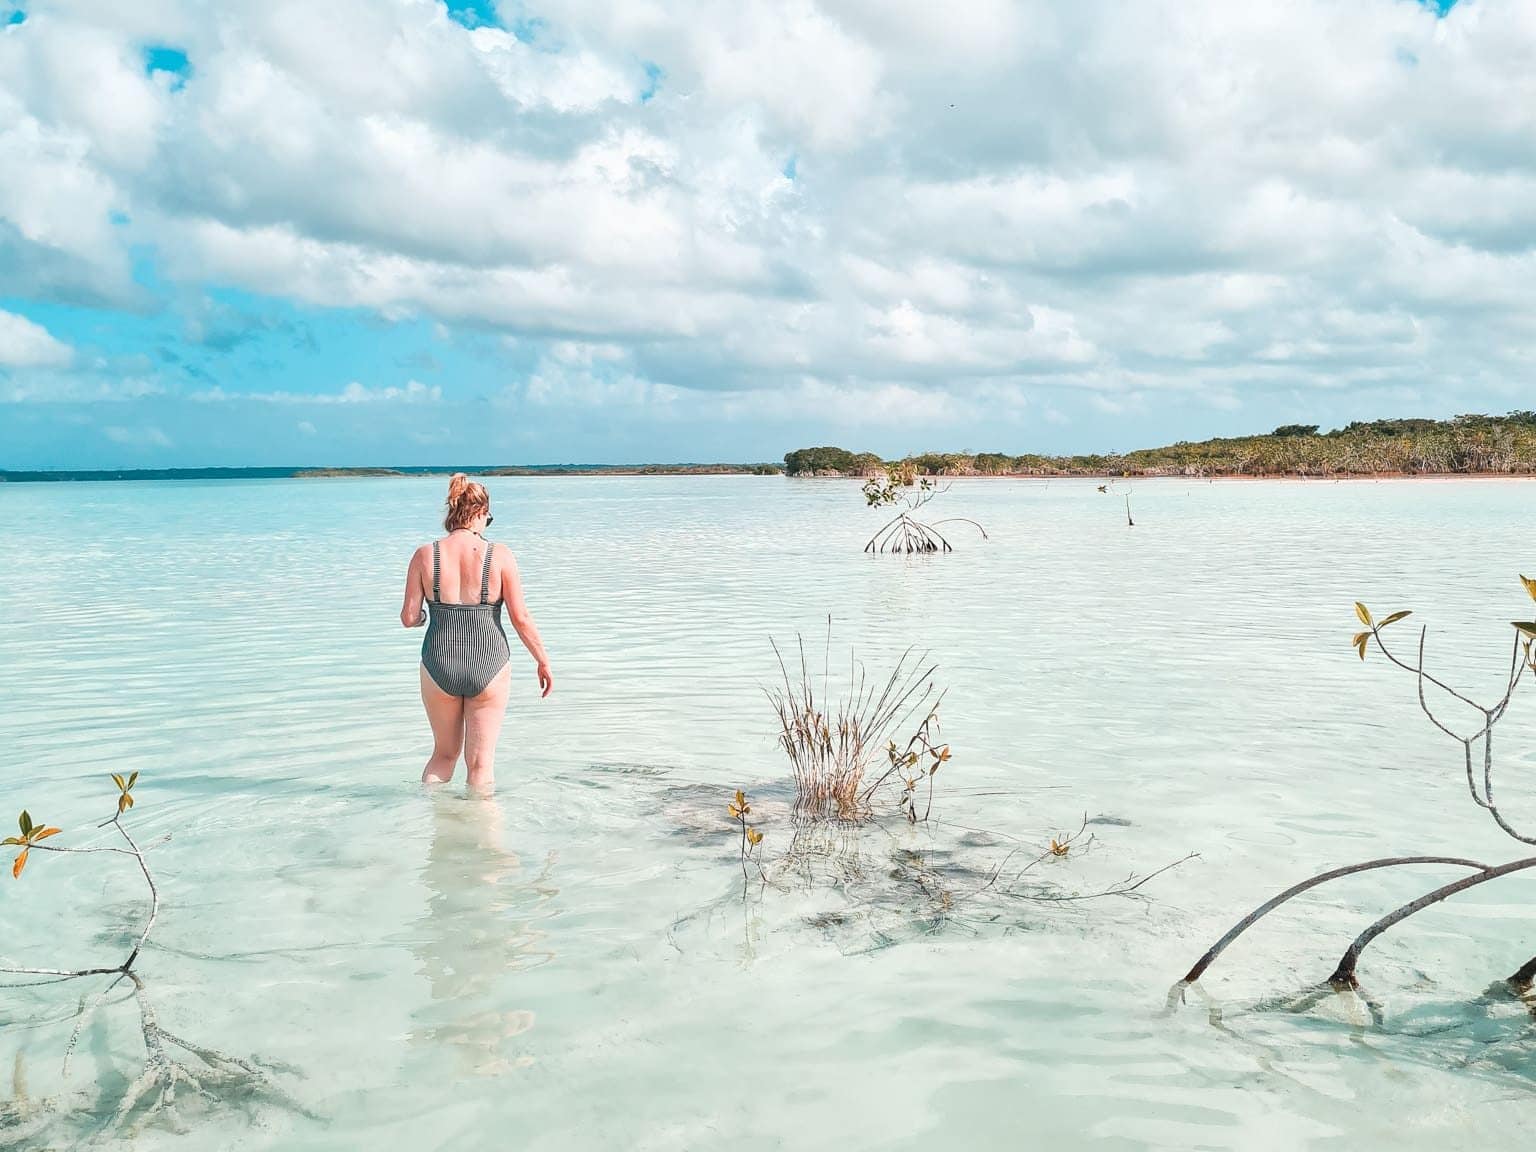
left=792, top=470, right=1536, bottom=483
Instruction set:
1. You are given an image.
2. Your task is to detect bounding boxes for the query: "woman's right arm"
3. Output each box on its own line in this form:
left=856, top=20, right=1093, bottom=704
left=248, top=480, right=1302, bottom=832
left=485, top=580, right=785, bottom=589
left=502, top=548, right=552, bottom=696
left=400, top=545, right=428, bottom=628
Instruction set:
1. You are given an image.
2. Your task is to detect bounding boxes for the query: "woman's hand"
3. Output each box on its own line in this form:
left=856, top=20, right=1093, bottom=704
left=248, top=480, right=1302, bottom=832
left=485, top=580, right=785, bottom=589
left=537, top=663, right=553, bottom=698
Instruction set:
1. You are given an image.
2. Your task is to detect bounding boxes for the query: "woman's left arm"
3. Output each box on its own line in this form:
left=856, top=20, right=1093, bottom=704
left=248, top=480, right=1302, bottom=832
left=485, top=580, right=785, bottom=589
left=400, top=545, right=428, bottom=628
left=500, top=546, right=552, bottom=696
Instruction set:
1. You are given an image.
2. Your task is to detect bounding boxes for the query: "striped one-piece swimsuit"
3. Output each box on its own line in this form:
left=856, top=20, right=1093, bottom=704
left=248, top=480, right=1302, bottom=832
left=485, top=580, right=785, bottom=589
left=421, top=540, right=511, bottom=697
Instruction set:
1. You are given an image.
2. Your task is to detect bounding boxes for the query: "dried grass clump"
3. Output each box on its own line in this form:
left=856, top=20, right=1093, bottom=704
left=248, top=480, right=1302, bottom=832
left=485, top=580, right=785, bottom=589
left=767, top=629, right=945, bottom=821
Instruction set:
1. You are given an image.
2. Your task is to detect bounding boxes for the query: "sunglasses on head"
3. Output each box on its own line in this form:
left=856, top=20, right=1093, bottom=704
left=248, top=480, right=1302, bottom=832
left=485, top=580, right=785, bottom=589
left=486, top=514, right=494, bottom=526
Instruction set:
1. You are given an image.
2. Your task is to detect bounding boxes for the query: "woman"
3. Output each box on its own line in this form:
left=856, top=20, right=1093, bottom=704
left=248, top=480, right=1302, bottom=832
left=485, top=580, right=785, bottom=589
left=401, top=474, right=552, bottom=791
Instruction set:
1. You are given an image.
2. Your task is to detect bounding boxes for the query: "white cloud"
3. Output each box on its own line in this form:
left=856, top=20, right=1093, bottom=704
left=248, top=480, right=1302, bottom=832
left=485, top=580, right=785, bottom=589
left=1, top=375, right=161, bottom=403
left=0, top=18, right=170, bottom=169
left=338, top=380, right=440, bottom=404
left=0, top=308, right=73, bottom=367
left=470, top=26, right=639, bottom=113
left=0, top=105, right=132, bottom=301
left=4, top=0, right=1536, bottom=450
left=190, top=379, right=441, bottom=404
left=104, top=424, right=172, bottom=447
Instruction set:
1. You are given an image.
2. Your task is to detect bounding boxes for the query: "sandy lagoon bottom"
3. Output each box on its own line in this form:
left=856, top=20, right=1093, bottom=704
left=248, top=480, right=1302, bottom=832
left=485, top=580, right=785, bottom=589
left=2, top=474, right=1535, bottom=1150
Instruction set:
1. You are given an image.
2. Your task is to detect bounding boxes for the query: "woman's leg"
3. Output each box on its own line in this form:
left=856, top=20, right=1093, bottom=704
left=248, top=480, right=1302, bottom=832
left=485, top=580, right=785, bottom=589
left=420, top=665, right=465, bottom=784
left=463, top=664, right=512, bottom=794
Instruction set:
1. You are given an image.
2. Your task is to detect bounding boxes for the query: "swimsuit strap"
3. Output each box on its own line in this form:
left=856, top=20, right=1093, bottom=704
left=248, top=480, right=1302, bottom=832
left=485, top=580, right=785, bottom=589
left=479, top=541, right=494, bottom=604
left=431, top=541, right=441, bottom=603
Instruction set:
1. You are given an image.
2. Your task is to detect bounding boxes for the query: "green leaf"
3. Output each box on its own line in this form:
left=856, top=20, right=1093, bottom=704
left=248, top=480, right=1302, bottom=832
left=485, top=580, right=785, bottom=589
left=1354, top=602, right=1373, bottom=627
left=111, top=774, right=125, bottom=791
left=19, top=811, right=32, bottom=837
left=127, top=771, right=139, bottom=790
left=1379, top=610, right=1413, bottom=627
left=1513, top=622, right=1536, bottom=638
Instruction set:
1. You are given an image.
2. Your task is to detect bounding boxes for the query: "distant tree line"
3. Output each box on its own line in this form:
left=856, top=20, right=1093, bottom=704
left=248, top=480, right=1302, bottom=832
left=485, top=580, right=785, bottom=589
left=783, top=411, right=1536, bottom=478
left=780, top=447, right=885, bottom=476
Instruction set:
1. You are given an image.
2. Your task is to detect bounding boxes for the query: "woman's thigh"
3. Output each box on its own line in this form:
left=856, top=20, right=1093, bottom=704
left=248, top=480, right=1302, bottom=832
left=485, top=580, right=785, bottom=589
left=420, top=665, right=465, bottom=753
left=463, top=664, right=512, bottom=765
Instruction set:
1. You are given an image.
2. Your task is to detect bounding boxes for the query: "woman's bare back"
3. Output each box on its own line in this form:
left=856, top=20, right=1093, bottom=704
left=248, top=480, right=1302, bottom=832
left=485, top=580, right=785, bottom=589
left=426, top=532, right=501, bottom=604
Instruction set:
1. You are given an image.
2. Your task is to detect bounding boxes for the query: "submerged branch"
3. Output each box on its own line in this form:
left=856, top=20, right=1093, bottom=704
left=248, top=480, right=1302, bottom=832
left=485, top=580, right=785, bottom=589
left=1177, top=855, right=1491, bottom=987
left=1010, top=852, right=1198, bottom=904
left=863, top=504, right=986, bottom=554
left=1326, top=854, right=1536, bottom=988
left=115, top=819, right=158, bottom=972
left=0, top=965, right=123, bottom=981
left=1509, top=954, right=1536, bottom=990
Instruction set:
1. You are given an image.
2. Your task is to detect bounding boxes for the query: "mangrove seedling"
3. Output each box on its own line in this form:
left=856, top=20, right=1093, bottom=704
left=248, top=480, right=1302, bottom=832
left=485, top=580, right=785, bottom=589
left=1174, top=576, right=1536, bottom=1005
left=0, top=774, right=305, bottom=1139
left=1097, top=478, right=1134, bottom=525
left=862, top=462, right=987, bottom=554
left=882, top=707, right=950, bottom=825
left=729, top=789, right=766, bottom=881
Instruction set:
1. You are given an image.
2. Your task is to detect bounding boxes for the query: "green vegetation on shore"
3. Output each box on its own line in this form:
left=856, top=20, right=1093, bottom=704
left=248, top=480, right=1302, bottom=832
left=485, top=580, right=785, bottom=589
left=293, top=468, right=406, bottom=478
left=10, top=413, right=1536, bottom=484
left=784, top=412, right=1536, bottom=478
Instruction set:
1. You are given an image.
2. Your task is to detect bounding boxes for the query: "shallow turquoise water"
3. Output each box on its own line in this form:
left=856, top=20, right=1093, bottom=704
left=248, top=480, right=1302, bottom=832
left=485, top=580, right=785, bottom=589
left=2, top=476, right=1534, bottom=1149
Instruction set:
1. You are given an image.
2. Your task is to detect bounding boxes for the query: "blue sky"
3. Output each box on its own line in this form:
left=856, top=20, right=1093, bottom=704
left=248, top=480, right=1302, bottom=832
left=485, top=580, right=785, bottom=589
left=0, top=0, right=1527, bottom=468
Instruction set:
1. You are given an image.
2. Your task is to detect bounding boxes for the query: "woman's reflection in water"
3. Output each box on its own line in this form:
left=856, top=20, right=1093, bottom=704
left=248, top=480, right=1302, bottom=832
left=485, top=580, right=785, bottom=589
left=411, top=792, right=558, bottom=1076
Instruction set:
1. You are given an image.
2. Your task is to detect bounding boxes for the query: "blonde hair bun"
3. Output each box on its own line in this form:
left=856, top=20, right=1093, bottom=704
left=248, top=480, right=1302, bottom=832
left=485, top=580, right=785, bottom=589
left=443, top=473, right=490, bottom=531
